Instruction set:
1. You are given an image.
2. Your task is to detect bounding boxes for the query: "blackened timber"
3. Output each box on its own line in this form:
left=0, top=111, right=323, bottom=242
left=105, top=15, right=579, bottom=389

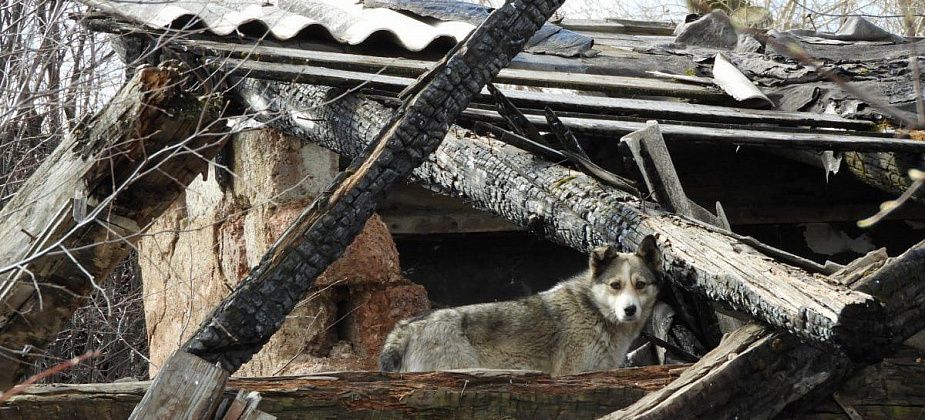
left=4, top=358, right=921, bottom=419
left=602, top=324, right=851, bottom=420
left=486, top=83, right=545, bottom=143
left=543, top=107, right=638, bottom=193
left=217, top=57, right=724, bottom=101
left=854, top=240, right=925, bottom=346
left=462, top=108, right=925, bottom=153
left=177, top=40, right=871, bottom=128
left=183, top=0, right=569, bottom=373
left=0, top=63, right=224, bottom=388
left=236, top=81, right=886, bottom=358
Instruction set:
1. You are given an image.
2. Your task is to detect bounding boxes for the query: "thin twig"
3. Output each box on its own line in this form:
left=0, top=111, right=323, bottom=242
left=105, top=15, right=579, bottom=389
left=858, top=169, right=925, bottom=227
left=0, top=350, right=101, bottom=404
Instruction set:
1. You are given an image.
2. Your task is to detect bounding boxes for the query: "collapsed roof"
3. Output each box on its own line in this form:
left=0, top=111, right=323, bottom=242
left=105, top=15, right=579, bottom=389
left=3, top=1, right=917, bottom=417
left=80, top=0, right=925, bottom=213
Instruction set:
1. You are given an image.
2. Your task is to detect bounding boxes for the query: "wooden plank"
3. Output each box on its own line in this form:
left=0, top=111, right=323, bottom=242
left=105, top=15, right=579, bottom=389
left=481, top=90, right=871, bottom=129
left=129, top=351, right=230, bottom=420
left=558, top=18, right=676, bottom=35
left=605, top=18, right=677, bottom=35
left=0, top=62, right=224, bottom=388
left=3, top=358, right=922, bottom=420
left=462, top=108, right=925, bottom=153
left=0, top=367, right=680, bottom=419
left=217, top=56, right=725, bottom=101
left=621, top=122, right=695, bottom=217
left=196, top=41, right=872, bottom=129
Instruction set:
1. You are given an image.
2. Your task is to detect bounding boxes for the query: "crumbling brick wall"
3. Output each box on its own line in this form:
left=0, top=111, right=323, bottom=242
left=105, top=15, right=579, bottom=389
left=138, top=128, right=428, bottom=376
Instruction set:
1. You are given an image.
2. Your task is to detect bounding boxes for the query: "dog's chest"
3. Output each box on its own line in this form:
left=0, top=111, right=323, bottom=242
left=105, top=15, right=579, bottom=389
left=574, top=323, right=634, bottom=369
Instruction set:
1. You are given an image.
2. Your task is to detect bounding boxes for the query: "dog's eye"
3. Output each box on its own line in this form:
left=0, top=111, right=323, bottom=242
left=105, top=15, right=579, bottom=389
left=609, top=282, right=622, bottom=290
left=635, top=281, right=647, bottom=289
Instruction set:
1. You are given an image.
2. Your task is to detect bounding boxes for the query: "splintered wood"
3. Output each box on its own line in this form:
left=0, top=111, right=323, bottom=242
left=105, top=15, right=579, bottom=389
left=0, top=62, right=224, bottom=388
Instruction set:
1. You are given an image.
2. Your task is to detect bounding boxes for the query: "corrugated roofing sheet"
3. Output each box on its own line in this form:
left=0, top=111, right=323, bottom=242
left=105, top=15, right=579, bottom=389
left=365, top=0, right=595, bottom=56
left=80, top=0, right=475, bottom=51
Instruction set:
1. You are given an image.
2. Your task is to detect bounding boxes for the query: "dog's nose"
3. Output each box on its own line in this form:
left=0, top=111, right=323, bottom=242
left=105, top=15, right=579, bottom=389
left=624, top=305, right=637, bottom=316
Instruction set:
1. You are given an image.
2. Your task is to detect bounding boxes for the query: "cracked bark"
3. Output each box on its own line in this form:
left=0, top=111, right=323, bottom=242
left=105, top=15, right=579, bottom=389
left=0, top=62, right=224, bottom=388
left=236, top=81, right=886, bottom=359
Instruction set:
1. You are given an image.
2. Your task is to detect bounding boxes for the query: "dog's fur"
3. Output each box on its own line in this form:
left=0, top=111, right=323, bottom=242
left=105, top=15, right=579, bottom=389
left=379, top=235, right=662, bottom=376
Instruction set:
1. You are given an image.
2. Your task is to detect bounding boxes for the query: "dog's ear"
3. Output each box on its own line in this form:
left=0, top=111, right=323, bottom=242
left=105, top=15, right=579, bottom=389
left=635, top=235, right=661, bottom=272
left=590, top=245, right=618, bottom=277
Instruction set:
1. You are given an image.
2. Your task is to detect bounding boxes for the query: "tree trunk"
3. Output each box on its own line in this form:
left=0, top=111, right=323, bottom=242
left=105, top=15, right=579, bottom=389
left=0, top=62, right=224, bottom=388
left=235, top=81, right=885, bottom=359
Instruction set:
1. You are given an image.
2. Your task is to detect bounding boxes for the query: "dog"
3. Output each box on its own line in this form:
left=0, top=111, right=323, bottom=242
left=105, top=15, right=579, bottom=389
left=379, top=235, right=662, bottom=376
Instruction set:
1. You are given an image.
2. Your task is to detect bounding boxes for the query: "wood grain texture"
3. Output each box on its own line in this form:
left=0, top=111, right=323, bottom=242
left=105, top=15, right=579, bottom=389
left=1, top=367, right=678, bottom=419
left=129, top=351, right=230, bottom=420
left=2, top=360, right=921, bottom=419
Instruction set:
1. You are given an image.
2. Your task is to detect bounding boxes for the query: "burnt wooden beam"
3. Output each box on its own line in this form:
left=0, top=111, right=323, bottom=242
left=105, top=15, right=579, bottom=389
left=853, top=241, right=925, bottom=349
left=0, top=367, right=679, bottom=419
left=181, top=39, right=868, bottom=129
left=604, top=241, right=925, bottom=419
left=217, top=56, right=725, bottom=102
left=0, top=62, right=225, bottom=389
left=131, top=0, right=568, bottom=417
left=603, top=323, right=849, bottom=419
left=462, top=108, right=925, bottom=153
left=237, top=82, right=886, bottom=358
left=218, top=52, right=925, bottom=154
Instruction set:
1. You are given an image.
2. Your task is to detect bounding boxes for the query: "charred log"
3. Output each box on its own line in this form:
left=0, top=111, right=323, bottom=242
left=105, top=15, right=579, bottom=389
left=236, top=81, right=885, bottom=359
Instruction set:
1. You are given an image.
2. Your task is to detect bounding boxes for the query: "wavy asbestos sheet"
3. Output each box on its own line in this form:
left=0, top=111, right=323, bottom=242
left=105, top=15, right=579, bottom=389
left=80, top=0, right=473, bottom=51
left=365, top=0, right=596, bottom=56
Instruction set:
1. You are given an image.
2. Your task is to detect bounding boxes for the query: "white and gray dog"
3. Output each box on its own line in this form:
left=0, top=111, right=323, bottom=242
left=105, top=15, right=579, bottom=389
left=379, top=235, right=662, bottom=376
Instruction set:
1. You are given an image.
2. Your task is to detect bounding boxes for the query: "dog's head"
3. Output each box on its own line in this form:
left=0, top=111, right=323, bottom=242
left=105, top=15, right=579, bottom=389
left=589, top=235, right=661, bottom=324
